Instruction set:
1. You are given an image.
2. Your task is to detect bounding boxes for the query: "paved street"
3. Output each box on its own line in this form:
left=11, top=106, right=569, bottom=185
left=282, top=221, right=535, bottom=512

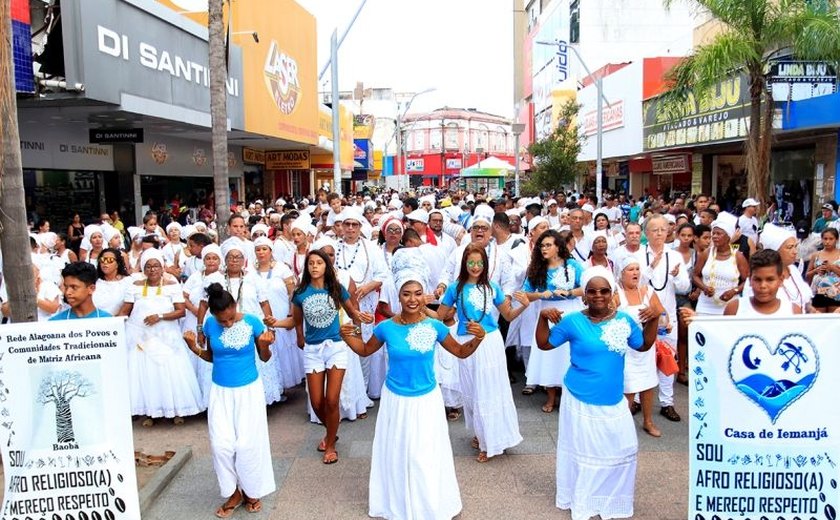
left=137, top=375, right=690, bottom=520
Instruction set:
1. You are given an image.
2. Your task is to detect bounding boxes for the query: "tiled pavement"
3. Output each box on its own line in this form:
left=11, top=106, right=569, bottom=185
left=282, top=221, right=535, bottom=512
left=136, top=375, right=690, bottom=519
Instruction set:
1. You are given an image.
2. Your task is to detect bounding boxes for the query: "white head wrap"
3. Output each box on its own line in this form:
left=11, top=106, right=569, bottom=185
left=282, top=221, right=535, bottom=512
left=182, top=225, right=197, bottom=240
left=140, top=248, right=165, bottom=271
left=340, top=207, right=364, bottom=224
left=166, top=222, right=182, bottom=234
left=220, top=237, right=246, bottom=260
left=759, top=223, right=796, bottom=252
left=419, top=194, right=435, bottom=207
left=83, top=224, right=103, bottom=240
left=581, top=265, right=617, bottom=293
left=201, top=243, right=223, bottom=262
left=253, top=236, right=273, bottom=250
left=101, top=224, right=121, bottom=246
left=291, top=218, right=314, bottom=235
left=588, top=230, right=608, bottom=251
left=619, top=254, right=640, bottom=273
left=41, top=232, right=58, bottom=250
left=406, top=209, right=429, bottom=224
left=391, top=247, right=430, bottom=293
left=128, top=226, right=144, bottom=243
left=312, top=236, right=338, bottom=252
left=250, top=223, right=270, bottom=237
left=528, top=216, right=548, bottom=235
left=711, top=211, right=738, bottom=238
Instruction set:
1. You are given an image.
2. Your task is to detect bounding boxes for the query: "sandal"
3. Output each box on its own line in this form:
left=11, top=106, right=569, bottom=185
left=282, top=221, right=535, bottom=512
left=446, top=408, right=461, bottom=421
left=141, top=418, right=154, bottom=428
left=215, top=496, right=243, bottom=518
left=660, top=406, right=681, bottom=422
left=322, top=450, right=339, bottom=465
left=173, top=417, right=185, bottom=425
left=541, top=403, right=554, bottom=413
left=476, top=451, right=488, bottom=463
left=643, top=423, right=662, bottom=438
left=470, top=437, right=480, bottom=450
left=358, top=413, right=368, bottom=419
left=521, top=386, right=535, bottom=396
left=244, top=498, right=262, bottom=513
left=317, top=435, right=338, bottom=452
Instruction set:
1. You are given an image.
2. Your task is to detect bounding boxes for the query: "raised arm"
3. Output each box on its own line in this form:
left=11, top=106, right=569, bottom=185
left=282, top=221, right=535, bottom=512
left=339, top=323, right=385, bottom=357
left=497, top=291, right=530, bottom=322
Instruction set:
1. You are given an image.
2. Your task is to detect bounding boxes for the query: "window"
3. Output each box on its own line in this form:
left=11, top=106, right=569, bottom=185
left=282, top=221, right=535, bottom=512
left=526, top=0, right=540, bottom=32
left=430, top=128, right=442, bottom=150
left=445, top=123, right=459, bottom=150
left=569, top=0, right=580, bottom=44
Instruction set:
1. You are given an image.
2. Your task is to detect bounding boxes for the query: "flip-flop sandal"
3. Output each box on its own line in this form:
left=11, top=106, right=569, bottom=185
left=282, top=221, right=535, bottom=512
left=521, top=387, right=535, bottom=395
left=541, top=403, right=554, bottom=413
left=215, top=497, right=243, bottom=518
left=317, top=435, right=338, bottom=452
left=470, top=437, right=480, bottom=450
left=476, top=451, right=489, bottom=463
left=244, top=498, right=262, bottom=513
left=322, top=450, right=339, bottom=465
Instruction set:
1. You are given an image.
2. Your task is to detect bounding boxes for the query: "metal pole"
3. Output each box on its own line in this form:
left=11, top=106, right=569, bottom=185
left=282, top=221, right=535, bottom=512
left=595, top=76, right=603, bottom=206
left=396, top=107, right=403, bottom=190
left=330, top=30, right=341, bottom=195
left=514, top=131, right=521, bottom=197
left=318, top=0, right=369, bottom=81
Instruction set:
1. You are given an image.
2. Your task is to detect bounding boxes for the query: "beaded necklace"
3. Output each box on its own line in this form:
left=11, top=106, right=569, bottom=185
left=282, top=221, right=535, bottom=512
left=338, top=239, right=370, bottom=282
left=646, top=245, right=670, bottom=292
left=706, top=248, right=737, bottom=304
left=142, top=278, right=163, bottom=297
left=225, top=271, right=244, bottom=310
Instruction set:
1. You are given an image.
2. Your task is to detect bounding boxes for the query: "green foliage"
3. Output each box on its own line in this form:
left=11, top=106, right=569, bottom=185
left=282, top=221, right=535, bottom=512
left=523, top=100, right=586, bottom=195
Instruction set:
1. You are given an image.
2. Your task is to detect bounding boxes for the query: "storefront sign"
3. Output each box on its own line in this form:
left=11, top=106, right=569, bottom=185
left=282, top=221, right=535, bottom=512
left=137, top=134, right=246, bottom=177
left=62, top=0, right=245, bottom=129
left=446, top=158, right=463, bottom=169
left=19, top=125, right=114, bottom=171
left=353, top=114, right=375, bottom=140
left=265, top=150, right=310, bottom=170
left=583, top=100, right=625, bottom=137
left=688, top=316, right=840, bottom=520
left=767, top=61, right=837, bottom=101
left=643, top=75, right=750, bottom=151
left=652, top=154, right=690, bottom=175
left=353, top=140, right=371, bottom=170
left=0, top=318, right=140, bottom=520
left=242, top=147, right=265, bottom=165
left=89, top=128, right=144, bottom=144
left=406, top=159, right=425, bottom=172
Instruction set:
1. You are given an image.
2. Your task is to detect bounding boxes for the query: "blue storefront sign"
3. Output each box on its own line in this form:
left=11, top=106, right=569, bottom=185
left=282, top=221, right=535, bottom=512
left=353, top=139, right=372, bottom=170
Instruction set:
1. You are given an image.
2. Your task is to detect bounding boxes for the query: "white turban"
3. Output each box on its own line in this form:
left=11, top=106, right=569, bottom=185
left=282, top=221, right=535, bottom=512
left=291, top=218, right=314, bottom=235
left=711, top=211, right=738, bottom=239
left=406, top=209, right=429, bottom=224
left=83, top=224, right=103, bottom=240
left=588, top=230, right=608, bottom=251
left=101, top=224, right=120, bottom=246
left=253, top=236, right=274, bottom=250
left=619, top=254, right=640, bottom=273
left=340, top=207, right=365, bottom=224
left=528, top=216, right=548, bottom=235
left=419, top=194, right=435, bottom=207
left=312, top=236, right=338, bottom=252
left=140, top=248, right=165, bottom=271
left=391, top=247, right=430, bottom=293
left=166, top=222, right=182, bottom=234
left=127, top=226, right=144, bottom=242
left=759, top=223, right=796, bottom=252
left=581, top=265, right=617, bottom=293
left=380, top=215, right=404, bottom=234
left=220, top=237, right=246, bottom=260
left=40, top=232, right=58, bottom=250
left=182, top=225, right=197, bottom=240
left=250, top=223, right=270, bottom=237
left=201, top=243, right=223, bottom=262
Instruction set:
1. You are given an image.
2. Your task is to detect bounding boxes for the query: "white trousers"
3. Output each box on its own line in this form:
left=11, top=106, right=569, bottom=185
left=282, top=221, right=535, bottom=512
left=209, top=379, right=276, bottom=499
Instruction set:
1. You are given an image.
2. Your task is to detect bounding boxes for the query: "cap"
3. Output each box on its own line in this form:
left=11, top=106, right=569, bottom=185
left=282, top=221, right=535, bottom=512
left=406, top=209, right=429, bottom=224
left=822, top=203, right=834, bottom=211
left=742, top=198, right=760, bottom=208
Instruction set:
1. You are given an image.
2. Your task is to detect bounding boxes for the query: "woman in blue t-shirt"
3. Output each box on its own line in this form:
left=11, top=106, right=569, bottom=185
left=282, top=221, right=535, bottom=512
left=292, top=249, right=373, bottom=465
left=437, top=243, right=530, bottom=463
left=535, top=266, right=658, bottom=520
left=340, top=272, right=486, bottom=520
left=183, top=283, right=276, bottom=517
left=522, top=229, right=584, bottom=412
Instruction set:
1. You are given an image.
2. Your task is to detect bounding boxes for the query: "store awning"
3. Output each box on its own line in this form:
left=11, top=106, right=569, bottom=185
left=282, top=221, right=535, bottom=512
left=459, top=156, right=516, bottom=177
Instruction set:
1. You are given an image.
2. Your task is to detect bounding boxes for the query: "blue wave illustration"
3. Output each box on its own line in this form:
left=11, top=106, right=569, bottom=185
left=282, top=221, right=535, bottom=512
left=735, top=373, right=816, bottom=422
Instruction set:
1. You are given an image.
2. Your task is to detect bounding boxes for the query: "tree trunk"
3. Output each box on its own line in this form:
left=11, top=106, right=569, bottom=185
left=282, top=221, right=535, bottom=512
left=745, top=69, right=770, bottom=207
left=55, top=398, right=75, bottom=443
left=208, top=0, right=230, bottom=241
left=0, top=0, right=36, bottom=322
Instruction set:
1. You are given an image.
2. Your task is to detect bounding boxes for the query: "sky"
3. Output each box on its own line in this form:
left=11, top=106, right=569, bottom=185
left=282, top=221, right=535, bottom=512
left=297, top=0, right=514, bottom=118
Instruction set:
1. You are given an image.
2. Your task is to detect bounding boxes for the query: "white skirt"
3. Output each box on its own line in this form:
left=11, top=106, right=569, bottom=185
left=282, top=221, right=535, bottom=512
left=525, top=299, right=583, bottom=387
left=209, top=379, right=276, bottom=499
left=277, top=329, right=306, bottom=389
left=435, top=325, right=462, bottom=409
left=369, top=385, right=462, bottom=520
left=307, top=348, right=373, bottom=423
left=258, top=338, right=286, bottom=406
left=556, top=390, right=638, bottom=520
left=456, top=329, right=522, bottom=457
left=623, top=344, right=658, bottom=394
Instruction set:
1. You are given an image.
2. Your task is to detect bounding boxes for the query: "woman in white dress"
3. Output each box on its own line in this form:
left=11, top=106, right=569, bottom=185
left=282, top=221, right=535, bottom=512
left=377, top=215, right=403, bottom=270
left=79, top=225, right=105, bottom=266
left=118, top=248, right=204, bottom=426
left=615, top=255, right=665, bottom=437
left=523, top=230, right=584, bottom=413
left=289, top=218, right=313, bottom=281
left=254, top=237, right=304, bottom=394
left=162, top=222, right=187, bottom=279
left=693, top=212, right=748, bottom=315
left=306, top=237, right=373, bottom=422
left=198, top=241, right=289, bottom=406
left=755, top=223, right=814, bottom=312
left=93, top=248, right=132, bottom=316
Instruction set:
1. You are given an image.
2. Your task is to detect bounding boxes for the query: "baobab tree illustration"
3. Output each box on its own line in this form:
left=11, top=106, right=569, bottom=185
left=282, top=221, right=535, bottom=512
left=36, top=371, right=94, bottom=443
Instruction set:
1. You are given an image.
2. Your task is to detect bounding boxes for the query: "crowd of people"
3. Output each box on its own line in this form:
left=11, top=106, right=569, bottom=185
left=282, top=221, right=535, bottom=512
left=2, top=186, right=832, bottom=519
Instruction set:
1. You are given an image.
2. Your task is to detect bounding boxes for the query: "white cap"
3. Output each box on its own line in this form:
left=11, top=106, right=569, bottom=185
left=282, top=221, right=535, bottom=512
left=547, top=199, right=558, bottom=206
left=581, top=204, right=595, bottom=213
left=742, top=198, right=760, bottom=208
left=406, top=209, right=429, bottom=224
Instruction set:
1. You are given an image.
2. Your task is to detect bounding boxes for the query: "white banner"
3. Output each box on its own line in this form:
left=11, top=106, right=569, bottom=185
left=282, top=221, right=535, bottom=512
left=688, top=315, right=840, bottom=520
left=0, top=317, right=140, bottom=519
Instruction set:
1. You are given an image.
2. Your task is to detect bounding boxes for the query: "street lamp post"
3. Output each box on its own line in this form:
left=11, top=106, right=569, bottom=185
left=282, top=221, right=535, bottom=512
left=511, top=123, right=525, bottom=197
left=535, top=40, right=610, bottom=205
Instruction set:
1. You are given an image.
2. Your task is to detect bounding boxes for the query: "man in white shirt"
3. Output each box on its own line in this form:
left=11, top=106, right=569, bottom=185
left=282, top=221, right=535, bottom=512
left=428, top=209, right=457, bottom=258
left=692, top=194, right=710, bottom=225
left=738, top=198, right=760, bottom=243
left=546, top=200, right=562, bottom=229
left=612, top=222, right=645, bottom=274
left=567, top=208, right=590, bottom=263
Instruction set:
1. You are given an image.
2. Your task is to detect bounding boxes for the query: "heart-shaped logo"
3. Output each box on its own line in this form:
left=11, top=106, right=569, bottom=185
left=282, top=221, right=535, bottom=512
left=728, top=334, right=819, bottom=424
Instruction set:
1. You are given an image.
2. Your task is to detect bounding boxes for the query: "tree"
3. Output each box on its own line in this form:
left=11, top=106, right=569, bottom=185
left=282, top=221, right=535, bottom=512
left=661, top=0, right=840, bottom=204
left=208, top=0, right=231, bottom=241
left=523, top=100, right=587, bottom=195
left=0, top=0, right=36, bottom=322
left=37, top=371, right=94, bottom=443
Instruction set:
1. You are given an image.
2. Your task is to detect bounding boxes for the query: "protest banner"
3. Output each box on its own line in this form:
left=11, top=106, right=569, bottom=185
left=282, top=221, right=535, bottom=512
left=689, top=315, right=839, bottom=520
left=0, top=317, right=140, bottom=519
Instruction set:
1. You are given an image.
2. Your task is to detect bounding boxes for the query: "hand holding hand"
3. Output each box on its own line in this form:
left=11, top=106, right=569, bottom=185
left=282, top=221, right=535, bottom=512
left=465, top=321, right=486, bottom=340
left=340, top=323, right=361, bottom=338
left=540, top=308, right=563, bottom=323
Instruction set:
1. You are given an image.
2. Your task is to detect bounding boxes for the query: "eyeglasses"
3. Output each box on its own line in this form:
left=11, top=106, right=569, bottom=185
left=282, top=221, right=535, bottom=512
left=472, top=225, right=490, bottom=232
left=466, top=260, right=485, bottom=268
left=585, top=288, right=612, bottom=296
left=227, top=254, right=244, bottom=261
left=344, top=222, right=361, bottom=228
left=144, top=264, right=162, bottom=271
left=99, top=256, right=117, bottom=264
left=539, top=242, right=556, bottom=249
left=386, top=227, right=403, bottom=234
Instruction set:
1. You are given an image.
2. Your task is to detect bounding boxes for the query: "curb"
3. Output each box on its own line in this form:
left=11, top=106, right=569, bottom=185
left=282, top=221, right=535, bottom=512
left=138, top=446, right=193, bottom=513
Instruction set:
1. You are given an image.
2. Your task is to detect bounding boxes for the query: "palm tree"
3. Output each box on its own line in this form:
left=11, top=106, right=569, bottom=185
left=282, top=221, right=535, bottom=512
left=0, top=1, right=36, bottom=322
left=208, top=0, right=231, bottom=241
left=661, top=0, right=840, bottom=203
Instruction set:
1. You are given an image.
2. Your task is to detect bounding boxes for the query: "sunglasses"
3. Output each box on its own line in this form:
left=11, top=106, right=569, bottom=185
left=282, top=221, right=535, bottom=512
left=466, top=260, right=484, bottom=268
left=585, top=288, right=612, bottom=296
left=99, top=256, right=117, bottom=264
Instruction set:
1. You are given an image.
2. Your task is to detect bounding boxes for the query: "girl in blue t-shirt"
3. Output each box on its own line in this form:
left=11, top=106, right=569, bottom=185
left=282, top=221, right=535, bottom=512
left=437, top=243, right=530, bottom=463
left=183, top=283, right=276, bottom=517
left=291, top=249, right=373, bottom=465
left=340, top=274, right=486, bottom=520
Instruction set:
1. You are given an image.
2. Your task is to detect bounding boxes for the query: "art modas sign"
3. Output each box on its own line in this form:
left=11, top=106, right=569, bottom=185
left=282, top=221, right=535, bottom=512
left=265, top=150, right=310, bottom=169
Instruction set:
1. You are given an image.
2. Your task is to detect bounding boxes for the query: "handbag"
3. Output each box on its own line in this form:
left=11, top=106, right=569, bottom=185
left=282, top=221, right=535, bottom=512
left=655, top=339, right=679, bottom=376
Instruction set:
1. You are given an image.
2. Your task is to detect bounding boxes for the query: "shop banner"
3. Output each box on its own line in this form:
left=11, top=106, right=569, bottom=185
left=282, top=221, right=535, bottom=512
left=242, top=147, right=265, bottom=165
left=265, top=150, right=310, bottom=170
left=0, top=317, right=140, bottom=519
left=353, top=140, right=372, bottom=170
left=688, top=315, right=839, bottom=520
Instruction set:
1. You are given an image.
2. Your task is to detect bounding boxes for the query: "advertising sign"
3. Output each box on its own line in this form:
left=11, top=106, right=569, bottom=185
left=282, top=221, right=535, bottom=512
left=0, top=318, right=140, bottom=519
left=265, top=150, right=310, bottom=170
left=406, top=159, right=425, bottom=172
left=446, top=158, right=463, bottom=170
left=136, top=135, right=245, bottom=177
left=767, top=61, right=837, bottom=101
left=353, top=114, right=376, bottom=140
left=531, top=0, right=576, bottom=116
left=582, top=100, right=625, bottom=137
left=242, top=147, right=265, bottom=165
left=353, top=140, right=372, bottom=170
left=89, top=128, right=144, bottom=144
left=19, top=124, right=114, bottom=172
left=12, top=0, right=34, bottom=93
left=688, top=316, right=840, bottom=520
left=62, top=0, right=244, bottom=129
left=652, top=154, right=690, bottom=175
left=643, top=75, right=751, bottom=152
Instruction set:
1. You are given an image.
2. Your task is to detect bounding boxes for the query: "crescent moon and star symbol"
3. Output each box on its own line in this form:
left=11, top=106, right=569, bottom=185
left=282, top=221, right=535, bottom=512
left=742, top=343, right=762, bottom=370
